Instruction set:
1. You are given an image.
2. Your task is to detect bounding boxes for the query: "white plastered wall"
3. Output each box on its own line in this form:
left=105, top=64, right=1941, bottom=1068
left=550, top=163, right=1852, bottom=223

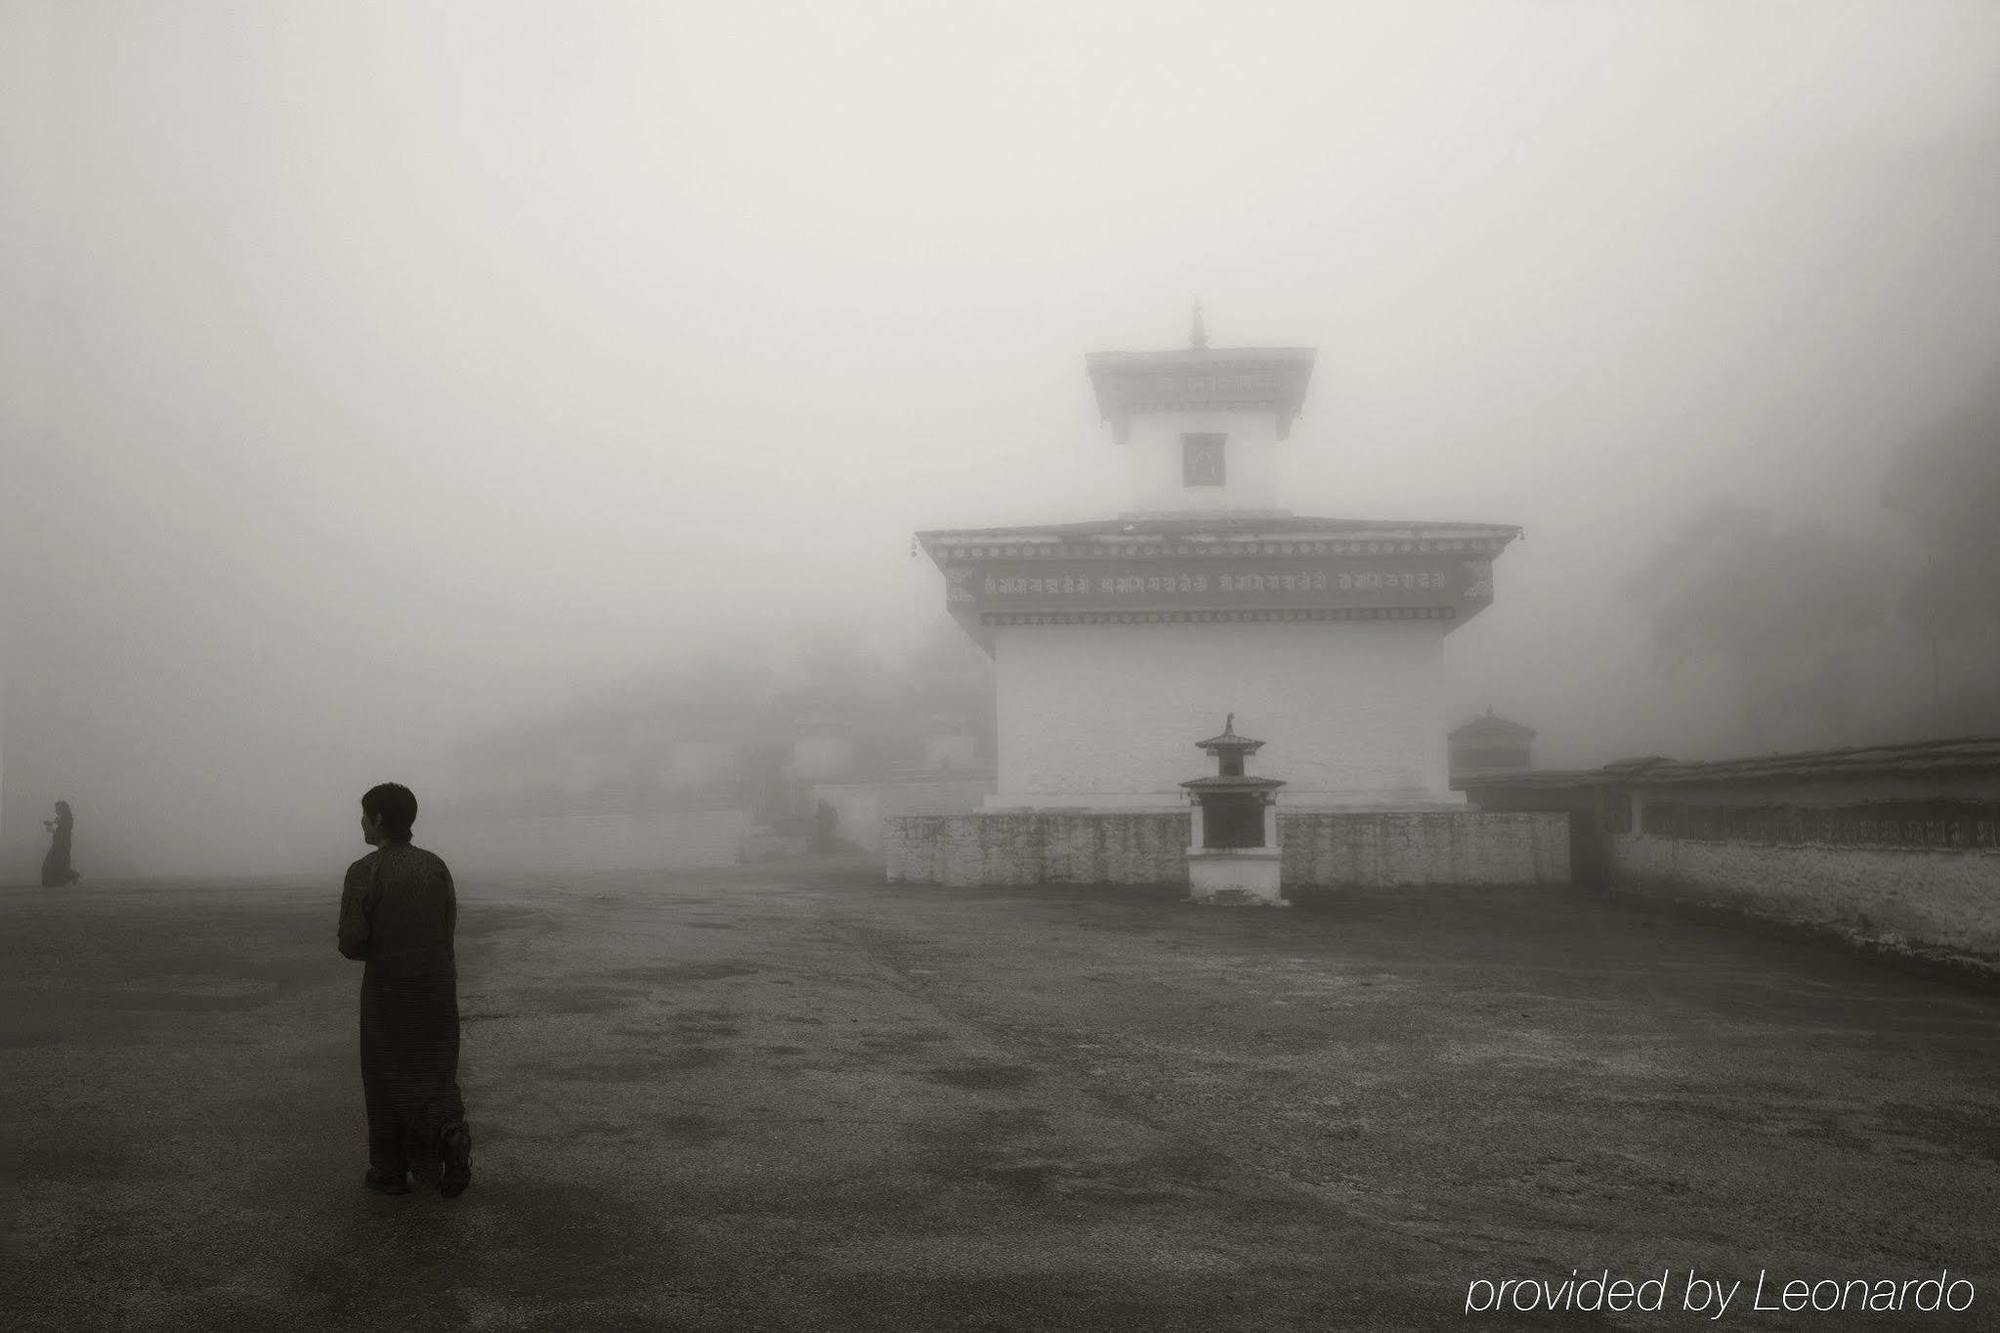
left=990, top=621, right=1456, bottom=808
left=1121, top=408, right=1284, bottom=514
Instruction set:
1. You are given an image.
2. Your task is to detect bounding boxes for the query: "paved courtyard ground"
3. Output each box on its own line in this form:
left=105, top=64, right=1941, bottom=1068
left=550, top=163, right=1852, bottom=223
left=3, top=858, right=1997, bottom=1330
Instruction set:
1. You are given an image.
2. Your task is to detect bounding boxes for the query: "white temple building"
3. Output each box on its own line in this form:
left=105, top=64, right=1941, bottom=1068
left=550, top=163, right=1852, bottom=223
left=917, top=312, right=1519, bottom=811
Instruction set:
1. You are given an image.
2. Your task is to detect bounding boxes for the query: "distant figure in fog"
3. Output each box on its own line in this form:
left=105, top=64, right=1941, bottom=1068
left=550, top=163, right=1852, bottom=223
left=338, top=782, right=474, bottom=1198
left=814, top=798, right=838, bottom=853
left=40, top=800, right=81, bottom=887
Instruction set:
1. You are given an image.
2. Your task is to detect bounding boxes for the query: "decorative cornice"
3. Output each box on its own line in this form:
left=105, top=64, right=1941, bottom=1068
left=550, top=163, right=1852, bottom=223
left=979, top=608, right=1457, bottom=627
left=920, top=516, right=1514, bottom=650
left=918, top=515, right=1520, bottom=549
left=925, top=536, right=1514, bottom=561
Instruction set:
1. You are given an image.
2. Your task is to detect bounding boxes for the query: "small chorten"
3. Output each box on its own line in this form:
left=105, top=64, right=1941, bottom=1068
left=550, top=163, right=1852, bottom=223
left=1181, top=714, right=1288, bottom=905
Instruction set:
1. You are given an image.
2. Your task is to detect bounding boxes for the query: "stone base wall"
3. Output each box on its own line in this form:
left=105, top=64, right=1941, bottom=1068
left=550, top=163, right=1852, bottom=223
left=1612, top=833, right=2000, bottom=960
left=816, top=778, right=999, bottom=857
left=1282, top=811, right=1568, bottom=889
left=886, top=813, right=1190, bottom=886
left=886, top=810, right=1569, bottom=890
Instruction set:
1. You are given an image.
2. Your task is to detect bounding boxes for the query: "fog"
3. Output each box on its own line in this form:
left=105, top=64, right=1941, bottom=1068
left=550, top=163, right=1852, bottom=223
left=4, top=0, right=1998, bottom=876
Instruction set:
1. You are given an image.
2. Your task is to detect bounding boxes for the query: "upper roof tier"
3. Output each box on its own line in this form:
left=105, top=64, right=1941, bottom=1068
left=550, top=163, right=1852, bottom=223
left=1086, top=345, right=1318, bottom=442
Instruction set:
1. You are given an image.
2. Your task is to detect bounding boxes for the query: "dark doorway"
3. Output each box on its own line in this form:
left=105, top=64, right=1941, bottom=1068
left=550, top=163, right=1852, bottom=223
left=1202, top=797, right=1266, bottom=848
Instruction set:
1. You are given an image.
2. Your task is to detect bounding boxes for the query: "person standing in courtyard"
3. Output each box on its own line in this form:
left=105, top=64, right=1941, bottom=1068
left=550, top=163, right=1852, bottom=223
left=40, top=800, right=81, bottom=887
left=338, top=782, right=474, bottom=1198
left=813, top=798, right=838, bottom=852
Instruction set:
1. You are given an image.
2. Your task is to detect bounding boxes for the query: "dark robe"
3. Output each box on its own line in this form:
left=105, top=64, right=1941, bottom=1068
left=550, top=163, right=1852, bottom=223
left=40, top=813, right=78, bottom=887
left=338, top=842, right=466, bottom=1176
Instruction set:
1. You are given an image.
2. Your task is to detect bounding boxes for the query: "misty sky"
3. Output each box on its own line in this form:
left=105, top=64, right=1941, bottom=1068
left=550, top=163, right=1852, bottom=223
left=4, top=0, right=1998, bottom=873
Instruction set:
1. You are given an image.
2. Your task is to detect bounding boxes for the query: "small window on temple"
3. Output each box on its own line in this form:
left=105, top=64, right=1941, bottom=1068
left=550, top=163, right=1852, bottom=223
left=1183, top=433, right=1226, bottom=487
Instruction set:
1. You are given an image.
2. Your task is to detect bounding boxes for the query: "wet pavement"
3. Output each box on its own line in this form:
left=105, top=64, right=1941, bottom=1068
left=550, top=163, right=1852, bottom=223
left=3, top=857, right=1997, bottom=1329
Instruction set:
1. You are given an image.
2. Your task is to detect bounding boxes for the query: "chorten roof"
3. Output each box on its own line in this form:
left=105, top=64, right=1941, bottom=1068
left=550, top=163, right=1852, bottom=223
left=1195, top=714, right=1264, bottom=754
left=1179, top=774, right=1287, bottom=791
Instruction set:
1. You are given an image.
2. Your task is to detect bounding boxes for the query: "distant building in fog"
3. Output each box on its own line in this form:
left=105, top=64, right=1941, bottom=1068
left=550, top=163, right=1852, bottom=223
left=919, top=711, right=979, bottom=773
left=789, top=712, right=859, bottom=785
left=668, top=737, right=740, bottom=792
left=1449, top=710, right=1536, bottom=783
left=440, top=629, right=1000, bottom=861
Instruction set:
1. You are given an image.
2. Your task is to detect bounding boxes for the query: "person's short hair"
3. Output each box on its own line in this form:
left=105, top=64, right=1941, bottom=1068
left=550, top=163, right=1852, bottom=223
left=361, top=783, right=418, bottom=841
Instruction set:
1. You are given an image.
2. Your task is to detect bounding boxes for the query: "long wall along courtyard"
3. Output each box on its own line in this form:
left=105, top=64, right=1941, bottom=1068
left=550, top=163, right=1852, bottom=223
left=1462, top=739, right=2000, bottom=971
left=892, top=312, right=1568, bottom=893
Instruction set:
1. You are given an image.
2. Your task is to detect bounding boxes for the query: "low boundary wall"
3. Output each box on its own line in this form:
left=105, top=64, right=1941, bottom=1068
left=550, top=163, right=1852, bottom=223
left=1462, top=739, right=2000, bottom=967
left=1610, top=825, right=2000, bottom=961
left=886, top=812, right=1187, bottom=886
left=884, top=810, right=1568, bottom=890
left=1282, top=811, right=1568, bottom=888
left=815, top=777, right=998, bottom=857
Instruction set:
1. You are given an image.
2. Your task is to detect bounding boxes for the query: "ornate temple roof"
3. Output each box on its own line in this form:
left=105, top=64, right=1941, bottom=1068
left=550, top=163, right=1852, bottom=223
left=918, top=515, right=1521, bottom=560
left=917, top=319, right=1521, bottom=653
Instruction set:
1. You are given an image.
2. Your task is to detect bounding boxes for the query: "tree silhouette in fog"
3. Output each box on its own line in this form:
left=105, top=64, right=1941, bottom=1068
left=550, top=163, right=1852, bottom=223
left=1882, top=370, right=2000, bottom=733
left=447, top=617, right=997, bottom=822
left=1628, top=503, right=1903, bottom=752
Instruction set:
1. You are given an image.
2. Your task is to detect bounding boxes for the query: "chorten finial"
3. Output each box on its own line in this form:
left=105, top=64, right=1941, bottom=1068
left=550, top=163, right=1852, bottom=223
left=1196, top=715, right=1262, bottom=755
left=1190, top=297, right=1207, bottom=350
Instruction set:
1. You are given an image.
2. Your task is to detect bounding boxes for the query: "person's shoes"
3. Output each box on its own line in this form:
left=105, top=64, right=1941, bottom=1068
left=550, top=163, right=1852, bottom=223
left=364, top=1167, right=410, bottom=1196
left=438, top=1122, right=472, bottom=1198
